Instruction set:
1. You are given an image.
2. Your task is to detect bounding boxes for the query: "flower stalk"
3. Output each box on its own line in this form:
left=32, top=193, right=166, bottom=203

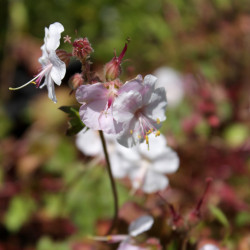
left=99, top=130, right=119, bottom=235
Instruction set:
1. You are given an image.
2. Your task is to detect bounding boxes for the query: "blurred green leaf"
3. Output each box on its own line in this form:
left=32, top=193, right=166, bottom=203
left=209, top=205, right=229, bottom=228
left=235, top=212, right=250, bottom=227
left=0, top=108, right=12, bottom=138
left=37, top=236, right=70, bottom=250
left=4, top=195, right=36, bottom=232
left=223, top=123, right=249, bottom=148
left=59, top=106, right=85, bottom=136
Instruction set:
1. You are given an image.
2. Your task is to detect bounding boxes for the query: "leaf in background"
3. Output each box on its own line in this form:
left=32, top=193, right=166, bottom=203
left=4, top=195, right=36, bottom=232
left=59, top=106, right=85, bottom=136
left=209, top=205, right=229, bottom=228
left=37, top=236, right=70, bottom=250
left=235, top=212, right=250, bottom=227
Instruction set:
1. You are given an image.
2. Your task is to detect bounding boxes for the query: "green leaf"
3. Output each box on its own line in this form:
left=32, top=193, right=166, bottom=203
left=59, top=106, right=85, bottom=136
left=4, top=195, right=36, bottom=232
left=37, top=236, right=70, bottom=250
left=235, top=212, right=250, bottom=227
left=209, top=205, right=229, bottom=228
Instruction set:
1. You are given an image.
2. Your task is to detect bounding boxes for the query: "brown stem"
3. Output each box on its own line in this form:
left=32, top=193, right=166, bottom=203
left=99, top=130, right=119, bottom=234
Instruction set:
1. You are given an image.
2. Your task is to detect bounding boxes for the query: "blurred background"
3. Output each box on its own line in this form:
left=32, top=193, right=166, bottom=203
left=0, top=0, right=249, bottom=249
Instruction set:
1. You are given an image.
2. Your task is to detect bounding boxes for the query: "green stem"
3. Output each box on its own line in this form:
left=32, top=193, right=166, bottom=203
left=99, top=130, right=119, bottom=234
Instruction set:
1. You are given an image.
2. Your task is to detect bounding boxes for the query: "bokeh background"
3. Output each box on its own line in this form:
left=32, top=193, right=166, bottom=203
left=0, top=0, right=249, bottom=249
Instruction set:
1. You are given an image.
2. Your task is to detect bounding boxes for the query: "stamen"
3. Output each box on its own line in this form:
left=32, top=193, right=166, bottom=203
left=9, top=64, right=52, bottom=91
left=156, top=118, right=161, bottom=124
left=9, top=76, right=39, bottom=90
left=155, top=131, right=160, bottom=136
left=130, top=130, right=133, bottom=134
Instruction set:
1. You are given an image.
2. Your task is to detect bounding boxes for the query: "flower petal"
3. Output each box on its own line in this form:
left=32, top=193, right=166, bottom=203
left=152, top=147, right=180, bottom=174
left=143, top=87, right=167, bottom=122
left=99, top=107, right=121, bottom=134
left=113, top=91, right=142, bottom=123
left=45, top=22, right=64, bottom=52
left=139, top=133, right=167, bottom=159
left=46, top=76, right=57, bottom=103
left=117, top=117, right=143, bottom=147
left=49, top=51, right=66, bottom=85
left=38, top=45, right=49, bottom=66
left=79, top=100, right=107, bottom=130
left=76, top=83, right=107, bottom=104
left=129, top=215, right=154, bottom=237
left=76, top=129, right=103, bottom=157
left=142, top=170, right=169, bottom=193
left=118, top=75, right=143, bottom=94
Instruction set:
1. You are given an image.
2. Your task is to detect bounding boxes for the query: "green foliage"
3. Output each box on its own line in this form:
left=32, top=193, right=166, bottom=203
left=223, top=123, right=249, bottom=148
left=37, top=237, right=70, bottom=250
left=0, top=107, right=12, bottom=138
left=209, top=205, right=229, bottom=228
left=4, top=195, right=36, bottom=232
left=59, top=106, right=85, bottom=136
left=235, top=212, right=250, bottom=227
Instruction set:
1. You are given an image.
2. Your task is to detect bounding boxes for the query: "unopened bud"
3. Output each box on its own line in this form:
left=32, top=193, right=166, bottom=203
left=104, top=43, right=128, bottom=81
left=56, top=49, right=71, bottom=67
left=72, top=38, right=93, bottom=61
left=68, top=73, right=84, bottom=90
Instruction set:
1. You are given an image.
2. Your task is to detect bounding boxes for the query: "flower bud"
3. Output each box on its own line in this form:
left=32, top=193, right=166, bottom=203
left=72, top=38, right=93, bottom=61
left=68, top=73, right=84, bottom=90
left=104, top=43, right=128, bottom=81
left=56, top=49, right=71, bottom=67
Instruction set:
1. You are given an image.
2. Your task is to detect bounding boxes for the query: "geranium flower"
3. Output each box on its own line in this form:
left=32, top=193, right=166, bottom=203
left=94, top=215, right=154, bottom=250
left=75, top=80, right=122, bottom=134
left=75, top=77, right=143, bottom=135
left=110, top=134, right=179, bottom=193
left=113, top=74, right=167, bottom=148
left=9, top=22, right=66, bottom=103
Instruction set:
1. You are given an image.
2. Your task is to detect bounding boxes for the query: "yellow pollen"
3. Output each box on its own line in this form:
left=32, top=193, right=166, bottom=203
left=107, top=235, right=112, bottom=241
left=145, top=135, right=149, bottom=144
left=155, top=130, right=160, bottom=136
left=31, top=81, right=37, bottom=85
left=156, top=118, right=161, bottom=124
left=130, top=130, right=133, bottom=134
left=138, top=135, right=141, bottom=139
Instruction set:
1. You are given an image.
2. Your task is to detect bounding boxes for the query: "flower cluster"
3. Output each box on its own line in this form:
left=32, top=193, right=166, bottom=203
left=76, top=74, right=167, bottom=148
left=10, top=22, right=167, bottom=148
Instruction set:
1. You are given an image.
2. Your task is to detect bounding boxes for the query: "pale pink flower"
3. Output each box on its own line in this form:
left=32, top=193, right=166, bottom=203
left=75, top=80, right=122, bottom=134
left=113, top=75, right=167, bottom=148
left=10, top=22, right=66, bottom=103
left=75, top=77, right=143, bottom=135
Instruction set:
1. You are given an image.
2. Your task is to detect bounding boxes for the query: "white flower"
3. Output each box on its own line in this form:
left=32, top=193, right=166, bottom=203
left=9, top=22, right=66, bottom=103
left=113, top=75, right=167, bottom=148
left=110, top=134, right=180, bottom=193
left=199, top=244, right=220, bottom=250
left=76, top=129, right=117, bottom=160
left=154, top=67, right=184, bottom=107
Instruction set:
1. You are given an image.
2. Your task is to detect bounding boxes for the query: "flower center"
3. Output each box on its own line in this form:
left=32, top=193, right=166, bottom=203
left=133, top=112, right=161, bottom=148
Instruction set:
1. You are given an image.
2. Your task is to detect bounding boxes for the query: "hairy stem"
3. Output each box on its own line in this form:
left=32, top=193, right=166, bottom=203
left=99, top=130, right=119, bottom=234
